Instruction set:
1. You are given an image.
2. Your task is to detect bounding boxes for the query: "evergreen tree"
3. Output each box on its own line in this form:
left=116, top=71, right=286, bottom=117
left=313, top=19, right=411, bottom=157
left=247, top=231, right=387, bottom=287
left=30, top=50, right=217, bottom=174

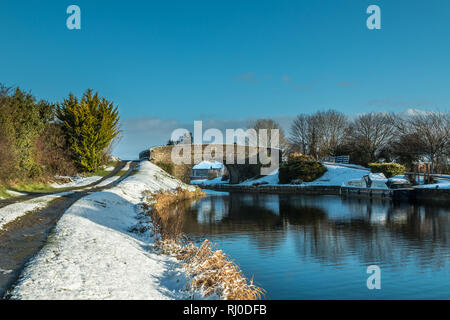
left=0, top=86, right=53, bottom=178
left=56, top=89, right=120, bottom=172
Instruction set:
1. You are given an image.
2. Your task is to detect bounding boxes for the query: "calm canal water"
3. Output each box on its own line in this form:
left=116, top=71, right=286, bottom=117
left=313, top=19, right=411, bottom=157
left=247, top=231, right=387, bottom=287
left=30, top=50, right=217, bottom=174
left=181, top=191, right=449, bottom=299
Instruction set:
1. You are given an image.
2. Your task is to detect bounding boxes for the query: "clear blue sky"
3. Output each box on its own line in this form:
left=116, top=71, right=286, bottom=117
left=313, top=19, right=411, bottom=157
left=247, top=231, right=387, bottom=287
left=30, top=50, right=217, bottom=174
left=1, top=1, right=449, bottom=158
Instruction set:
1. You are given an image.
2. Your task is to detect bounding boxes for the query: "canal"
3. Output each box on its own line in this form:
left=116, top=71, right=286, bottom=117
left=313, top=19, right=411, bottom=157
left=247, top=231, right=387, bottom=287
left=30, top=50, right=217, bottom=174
left=181, top=190, right=449, bottom=299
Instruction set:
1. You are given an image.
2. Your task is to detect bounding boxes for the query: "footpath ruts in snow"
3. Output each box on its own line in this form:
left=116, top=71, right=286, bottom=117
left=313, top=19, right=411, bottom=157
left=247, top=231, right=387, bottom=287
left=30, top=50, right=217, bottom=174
left=50, top=175, right=103, bottom=189
left=0, top=192, right=72, bottom=231
left=10, top=162, right=199, bottom=300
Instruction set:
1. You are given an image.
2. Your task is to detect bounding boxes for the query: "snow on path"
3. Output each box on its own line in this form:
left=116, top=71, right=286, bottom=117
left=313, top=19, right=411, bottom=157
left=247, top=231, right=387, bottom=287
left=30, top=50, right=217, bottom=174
left=51, top=175, right=103, bottom=189
left=95, top=175, right=122, bottom=187
left=10, top=162, right=197, bottom=300
left=0, top=192, right=72, bottom=231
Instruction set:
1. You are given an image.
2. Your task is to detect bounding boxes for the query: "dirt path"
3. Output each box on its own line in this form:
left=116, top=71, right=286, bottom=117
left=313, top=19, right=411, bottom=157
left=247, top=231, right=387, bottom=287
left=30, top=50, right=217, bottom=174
left=0, top=161, right=128, bottom=209
left=0, top=161, right=138, bottom=298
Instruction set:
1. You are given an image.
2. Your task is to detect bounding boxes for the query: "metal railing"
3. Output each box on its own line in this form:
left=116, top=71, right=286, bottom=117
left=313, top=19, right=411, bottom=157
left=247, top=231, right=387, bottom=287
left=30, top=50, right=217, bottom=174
left=320, top=155, right=350, bottom=164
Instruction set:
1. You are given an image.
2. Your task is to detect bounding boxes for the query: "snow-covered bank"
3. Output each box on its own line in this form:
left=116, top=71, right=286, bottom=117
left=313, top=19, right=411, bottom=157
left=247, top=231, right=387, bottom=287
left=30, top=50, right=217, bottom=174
left=193, top=164, right=370, bottom=188
left=10, top=162, right=198, bottom=300
left=302, top=164, right=369, bottom=186
left=0, top=192, right=72, bottom=231
left=414, top=179, right=450, bottom=189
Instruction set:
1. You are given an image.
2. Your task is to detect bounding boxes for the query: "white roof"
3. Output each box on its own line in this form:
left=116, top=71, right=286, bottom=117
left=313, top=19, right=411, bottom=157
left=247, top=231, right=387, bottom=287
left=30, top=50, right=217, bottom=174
left=368, top=173, right=387, bottom=182
left=192, top=161, right=223, bottom=170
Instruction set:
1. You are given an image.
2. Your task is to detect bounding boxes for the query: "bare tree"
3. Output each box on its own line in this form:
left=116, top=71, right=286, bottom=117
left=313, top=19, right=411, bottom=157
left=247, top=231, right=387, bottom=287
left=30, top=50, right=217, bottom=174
left=248, top=118, right=287, bottom=149
left=347, top=112, right=396, bottom=162
left=289, top=110, right=348, bottom=159
left=405, top=112, right=449, bottom=172
left=289, top=114, right=310, bottom=155
left=315, top=110, right=348, bottom=156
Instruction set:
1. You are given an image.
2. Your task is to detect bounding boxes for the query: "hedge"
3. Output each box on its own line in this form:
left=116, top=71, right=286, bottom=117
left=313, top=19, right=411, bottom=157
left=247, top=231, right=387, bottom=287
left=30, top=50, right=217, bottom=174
left=368, top=162, right=405, bottom=178
left=279, top=153, right=327, bottom=184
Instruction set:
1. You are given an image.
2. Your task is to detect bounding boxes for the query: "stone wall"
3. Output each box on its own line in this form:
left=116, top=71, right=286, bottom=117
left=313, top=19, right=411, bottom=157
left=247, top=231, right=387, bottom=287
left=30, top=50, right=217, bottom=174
left=414, top=188, right=450, bottom=203
left=200, top=184, right=341, bottom=195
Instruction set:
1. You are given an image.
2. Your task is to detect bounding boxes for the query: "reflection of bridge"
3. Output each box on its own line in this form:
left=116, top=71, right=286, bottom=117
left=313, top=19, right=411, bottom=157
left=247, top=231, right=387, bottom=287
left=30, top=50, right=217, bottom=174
left=139, top=144, right=281, bottom=184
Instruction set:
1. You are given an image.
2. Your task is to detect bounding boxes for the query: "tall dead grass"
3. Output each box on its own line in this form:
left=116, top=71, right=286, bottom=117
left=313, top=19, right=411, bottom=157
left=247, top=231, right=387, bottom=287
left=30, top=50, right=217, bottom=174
left=144, top=187, right=265, bottom=300
left=145, top=187, right=205, bottom=241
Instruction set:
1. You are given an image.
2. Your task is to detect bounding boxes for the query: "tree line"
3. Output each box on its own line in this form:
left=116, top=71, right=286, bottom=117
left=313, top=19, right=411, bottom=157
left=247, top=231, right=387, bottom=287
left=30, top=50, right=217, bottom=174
left=249, top=109, right=449, bottom=173
left=0, top=85, right=120, bottom=183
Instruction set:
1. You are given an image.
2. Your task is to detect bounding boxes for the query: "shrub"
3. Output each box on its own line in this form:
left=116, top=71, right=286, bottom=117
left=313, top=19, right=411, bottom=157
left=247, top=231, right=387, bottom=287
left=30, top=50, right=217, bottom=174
left=155, top=161, right=174, bottom=175
left=0, top=86, right=54, bottom=179
left=56, top=89, right=120, bottom=172
left=36, top=124, right=77, bottom=176
left=279, top=153, right=327, bottom=184
left=0, top=129, right=16, bottom=182
left=368, top=162, right=405, bottom=178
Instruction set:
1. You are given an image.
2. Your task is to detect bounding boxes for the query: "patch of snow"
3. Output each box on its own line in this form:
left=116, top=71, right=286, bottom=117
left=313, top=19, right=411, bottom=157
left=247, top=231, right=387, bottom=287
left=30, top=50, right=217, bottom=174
left=192, top=161, right=223, bottom=170
left=51, top=176, right=102, bottom=189
left=322, top=162, right=369, bottom=170
left=240, top=169, right=279, bottom=186
left=104, top=166, right=115, bottom=172
left=368, top=173, right=387, bottom=181
left=10, top=162, right=198, bottom=300
left=302, top=164, right=369, bottom=187
left=121, top=162, right=130, bottom=172
left=95, top=176, right=122, bottom=188
left=6, top=190, right=27, bottom=197
left=414, top=179, right=450, bottom=190
left=0, top=192, right=73, bottom=231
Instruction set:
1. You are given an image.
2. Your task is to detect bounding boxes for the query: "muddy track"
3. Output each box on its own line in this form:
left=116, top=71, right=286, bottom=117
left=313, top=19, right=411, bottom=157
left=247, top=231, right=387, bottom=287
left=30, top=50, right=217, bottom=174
left=0, top=161, right=128, bottom=209
left=0, top=161, right=138, bottom=298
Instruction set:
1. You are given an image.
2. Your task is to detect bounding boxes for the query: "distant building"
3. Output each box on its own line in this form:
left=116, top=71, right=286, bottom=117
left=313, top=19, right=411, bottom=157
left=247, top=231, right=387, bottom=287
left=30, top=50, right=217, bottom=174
left=191, top=161, right=225, bottom=180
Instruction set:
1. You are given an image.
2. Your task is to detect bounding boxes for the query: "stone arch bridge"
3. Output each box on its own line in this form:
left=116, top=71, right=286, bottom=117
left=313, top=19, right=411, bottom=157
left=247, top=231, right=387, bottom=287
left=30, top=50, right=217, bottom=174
left=139, top=144, right=281, bottom=184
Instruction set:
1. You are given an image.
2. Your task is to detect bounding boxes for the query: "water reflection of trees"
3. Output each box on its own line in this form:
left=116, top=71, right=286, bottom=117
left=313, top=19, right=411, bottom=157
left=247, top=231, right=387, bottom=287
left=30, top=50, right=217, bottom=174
left=181, top=193, right=449, bottom=268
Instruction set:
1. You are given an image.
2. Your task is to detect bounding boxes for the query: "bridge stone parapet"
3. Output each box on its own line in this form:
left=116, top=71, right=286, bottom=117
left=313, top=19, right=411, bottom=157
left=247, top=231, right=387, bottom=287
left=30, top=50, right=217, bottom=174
left=140, top=144, right=281, bottom=184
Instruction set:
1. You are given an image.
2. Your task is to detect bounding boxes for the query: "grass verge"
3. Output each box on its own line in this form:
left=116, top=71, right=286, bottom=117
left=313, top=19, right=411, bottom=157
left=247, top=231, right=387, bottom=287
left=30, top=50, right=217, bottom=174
left=7, top=181, right=57, bottom=193
left=0, top=185, right=9, bottom=199
left=143, top=187, right=265, bottom=300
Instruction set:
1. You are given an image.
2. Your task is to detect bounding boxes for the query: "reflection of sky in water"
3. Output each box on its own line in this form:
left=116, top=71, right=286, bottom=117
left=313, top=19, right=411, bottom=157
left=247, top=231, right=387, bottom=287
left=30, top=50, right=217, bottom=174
left=183, top=192, right=450, bottom=299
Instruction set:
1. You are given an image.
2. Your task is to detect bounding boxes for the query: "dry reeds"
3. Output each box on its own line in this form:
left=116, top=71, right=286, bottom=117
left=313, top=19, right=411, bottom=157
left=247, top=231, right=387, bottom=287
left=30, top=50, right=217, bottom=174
left=155, top=238, right=264, bottom=300
left=145, top=187, right=205, bottom=241
left=144, top=187, right=265, bottom=300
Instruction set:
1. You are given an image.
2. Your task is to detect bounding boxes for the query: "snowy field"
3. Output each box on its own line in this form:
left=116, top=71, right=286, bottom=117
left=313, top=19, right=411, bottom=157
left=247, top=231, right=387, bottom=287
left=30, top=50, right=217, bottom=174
left=10, top=162, right=199, bottom=300
left=0, top=192, right=72, bottom=231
